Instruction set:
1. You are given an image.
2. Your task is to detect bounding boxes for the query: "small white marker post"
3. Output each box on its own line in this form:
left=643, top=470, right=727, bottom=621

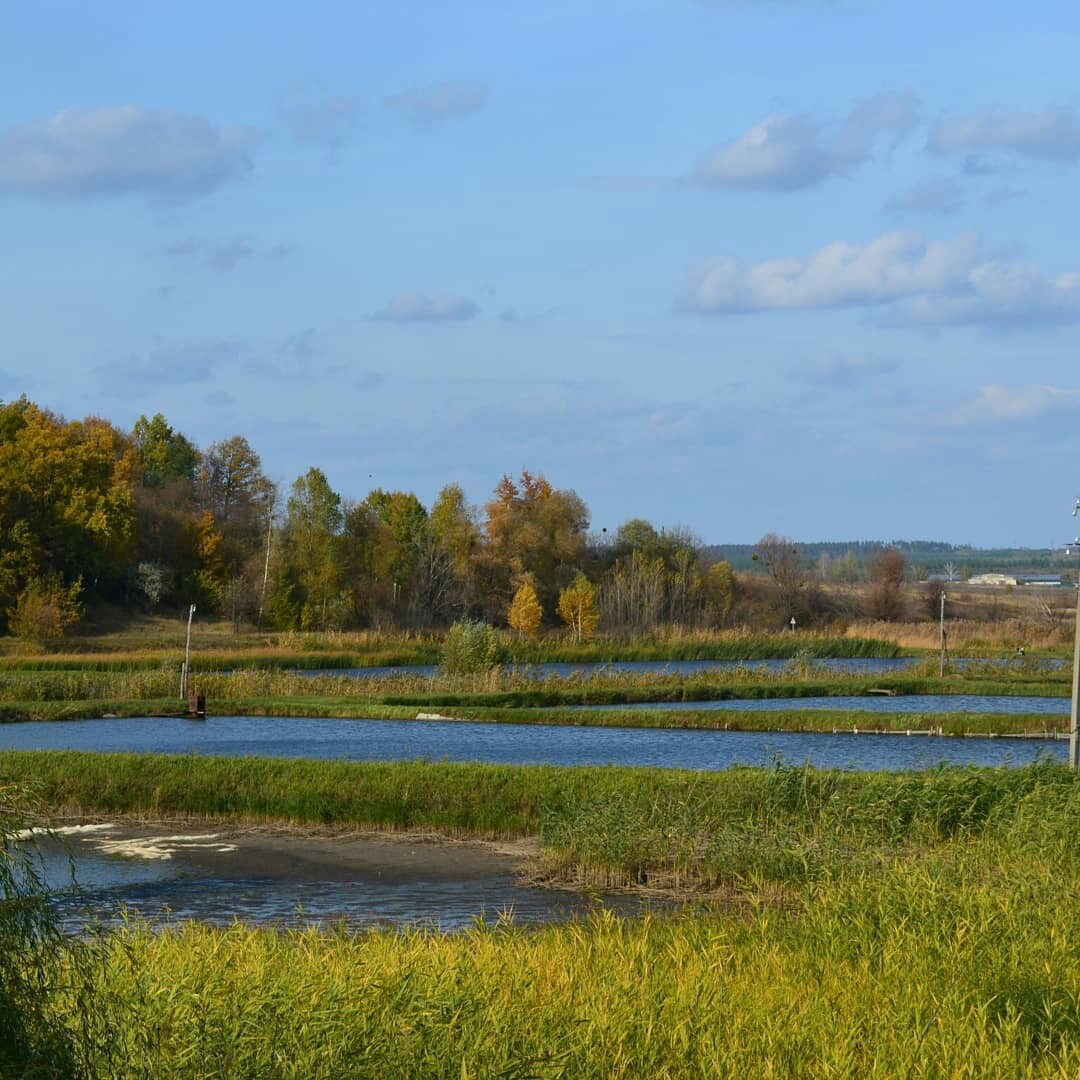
left=789, top=616, right=796, bottom=633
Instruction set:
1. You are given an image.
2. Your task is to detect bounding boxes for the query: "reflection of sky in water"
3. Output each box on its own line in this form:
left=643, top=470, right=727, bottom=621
left=295, top=658, right=1067, bottom=679
left=31, top=837, right=646, bottom=933
left=0, top=715, right=1066, bottom=772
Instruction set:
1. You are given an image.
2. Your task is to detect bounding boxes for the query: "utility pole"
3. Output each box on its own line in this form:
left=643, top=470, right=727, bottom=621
left=180, top=603, right=196, bottom=700
left=1070, top=501, right=1080, bottom=768
left=939, top=590, right=947, bottom=678
left=257, top=494, right=275, bottom=631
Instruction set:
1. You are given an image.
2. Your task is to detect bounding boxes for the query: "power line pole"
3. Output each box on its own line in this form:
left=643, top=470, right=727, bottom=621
left=180, top=603, right=196, bottom=700
left=939, top=590, right=947, bottom=678
left=1070, top=502, right=1080, bottom=768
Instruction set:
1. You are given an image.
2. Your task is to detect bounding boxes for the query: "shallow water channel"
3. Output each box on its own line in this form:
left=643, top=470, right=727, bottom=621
left=32, top=825, right=645, bottom=934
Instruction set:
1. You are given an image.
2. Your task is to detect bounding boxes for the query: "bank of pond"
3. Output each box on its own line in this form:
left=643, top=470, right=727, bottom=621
left=6, top=755, right=1080, bottom=1076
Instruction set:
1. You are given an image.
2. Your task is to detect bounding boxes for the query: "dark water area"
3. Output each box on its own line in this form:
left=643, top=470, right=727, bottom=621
left=26, top=832, right=648, bottom=934
left=32, top=841, right=638, bottom=933
left=0, top=714, right=1063, bottom=771
left=297, top=657, right=1065, bottom=680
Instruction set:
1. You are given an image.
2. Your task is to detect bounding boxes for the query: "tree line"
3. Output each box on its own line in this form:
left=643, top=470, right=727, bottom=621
left=0, top=397, right=919, bottom=642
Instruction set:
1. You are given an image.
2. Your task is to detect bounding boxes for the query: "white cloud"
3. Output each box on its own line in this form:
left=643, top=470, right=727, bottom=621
left=694, top=91, right=918, bottom=191
left=679, top=230, right=1080, bottom=328
left=936, top=385, right=1080, bottom=427
left=368, top=293, right=479, bottom=323
left=681, top=231, right=979, bottom=312
left=384, top=82, right=489, bottom=127
left=928, top=105, right=1080, bottom=163
left=901, top=262, right=1080, bottom=328
left=0, top=106, right=259, bottom=199
left=882, top=179, right=965, bottom=217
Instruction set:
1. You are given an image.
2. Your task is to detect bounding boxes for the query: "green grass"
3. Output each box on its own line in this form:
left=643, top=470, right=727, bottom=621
left=9, top=757, right=1080, bottom=1075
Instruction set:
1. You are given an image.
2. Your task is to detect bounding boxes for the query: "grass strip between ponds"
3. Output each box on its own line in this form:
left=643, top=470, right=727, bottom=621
left=2, top=752, right=1076, bottom=887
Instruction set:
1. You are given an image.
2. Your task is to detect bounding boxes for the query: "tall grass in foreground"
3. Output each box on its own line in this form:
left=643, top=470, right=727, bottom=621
left=58, top=776, right=1080, bottom=1077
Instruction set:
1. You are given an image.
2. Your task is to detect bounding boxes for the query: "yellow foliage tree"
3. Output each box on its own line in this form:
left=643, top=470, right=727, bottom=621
left=557, top=573, right=598, bottom=642
left=507, top=581, right=543, bottom=637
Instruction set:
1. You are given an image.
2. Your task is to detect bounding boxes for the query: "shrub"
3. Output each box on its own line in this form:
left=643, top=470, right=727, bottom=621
left=9, top=577, right=83, bottom=648
left=440, top=619, right=504, bottom=674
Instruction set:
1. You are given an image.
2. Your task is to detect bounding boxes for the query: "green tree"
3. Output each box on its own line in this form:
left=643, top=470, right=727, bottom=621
left=508, top=580, right=543, bottom=637
left=275, top=468, right=344, bottom=630
left=132, top=413, right=198, bottom=488
left=557, top=573, right=599, bottom=641
left=702, top=560, right=737, bottom=627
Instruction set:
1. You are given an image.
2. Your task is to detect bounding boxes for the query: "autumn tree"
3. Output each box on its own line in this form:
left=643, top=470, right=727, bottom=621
left=508, top=581, right=543, bottom=637
left=557, top=573, right=599, bottom=641
left=753, top=534, right=809, bottom=621
left=0, top=398, right=136, bottom=628
left=865, top=547, right=907, bottom=621
left=481, top=471, right=589, bottom=620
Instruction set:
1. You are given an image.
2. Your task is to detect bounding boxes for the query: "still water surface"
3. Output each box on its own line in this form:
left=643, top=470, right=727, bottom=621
left=1, top=714, right=1063, bottom=771
left=35, top=839, right=638, bottom=933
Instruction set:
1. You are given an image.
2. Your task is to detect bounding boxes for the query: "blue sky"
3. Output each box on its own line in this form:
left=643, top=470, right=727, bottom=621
left=3, top=0, right=1079, bottom=546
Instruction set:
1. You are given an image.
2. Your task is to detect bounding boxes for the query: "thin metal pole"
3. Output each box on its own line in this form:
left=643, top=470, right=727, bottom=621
left=939, top=591, right=946, bottom=678
left=181, top=603, right=196, bottom=700
left=257, top=495, right=275, bottom=630
left=1071, top=546, right=1080, bottom=768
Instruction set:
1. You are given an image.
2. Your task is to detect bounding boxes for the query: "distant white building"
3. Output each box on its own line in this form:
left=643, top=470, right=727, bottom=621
left=968, top=573, right=1018, bottom=586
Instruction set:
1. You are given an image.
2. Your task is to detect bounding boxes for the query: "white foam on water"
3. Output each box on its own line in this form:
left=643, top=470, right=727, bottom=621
left=91, top=834, right=238, bottom=861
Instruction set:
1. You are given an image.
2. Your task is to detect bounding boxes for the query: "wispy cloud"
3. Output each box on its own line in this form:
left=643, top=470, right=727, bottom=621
left=928, top=105, right=1080, bottom=163
left=789, top=353, right=900, bottom=389
left=882, top=179, right=965, bottom=217
left=935, top=385, right=1080, bottom=427
left=384, top=82, right=489, bottom=128
left=369, top=293, right=479, bottom=323
left=693, top=91, right=918, bottom=191
left=96, top=338, right=243, bottom=390
left=0, top=106, right=259, bottom=199
left=276, top=91, right=364, bottom=151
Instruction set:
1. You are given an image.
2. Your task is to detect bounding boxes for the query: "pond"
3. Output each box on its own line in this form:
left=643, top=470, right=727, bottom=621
left=0, top=714, right=1063, bottom=771
left=29, top=826, right=648, bottom=934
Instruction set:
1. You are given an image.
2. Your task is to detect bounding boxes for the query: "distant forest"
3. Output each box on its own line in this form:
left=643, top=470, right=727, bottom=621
left=708, top=542, right=1063, bottom=577
left=0, top=395, right=1065, bottom=643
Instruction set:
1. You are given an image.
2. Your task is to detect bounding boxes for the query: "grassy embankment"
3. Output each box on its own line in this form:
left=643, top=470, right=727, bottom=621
left=0, top=654, right=1068, bottom=733
left=6, top=755, right=1080, bottom=1074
